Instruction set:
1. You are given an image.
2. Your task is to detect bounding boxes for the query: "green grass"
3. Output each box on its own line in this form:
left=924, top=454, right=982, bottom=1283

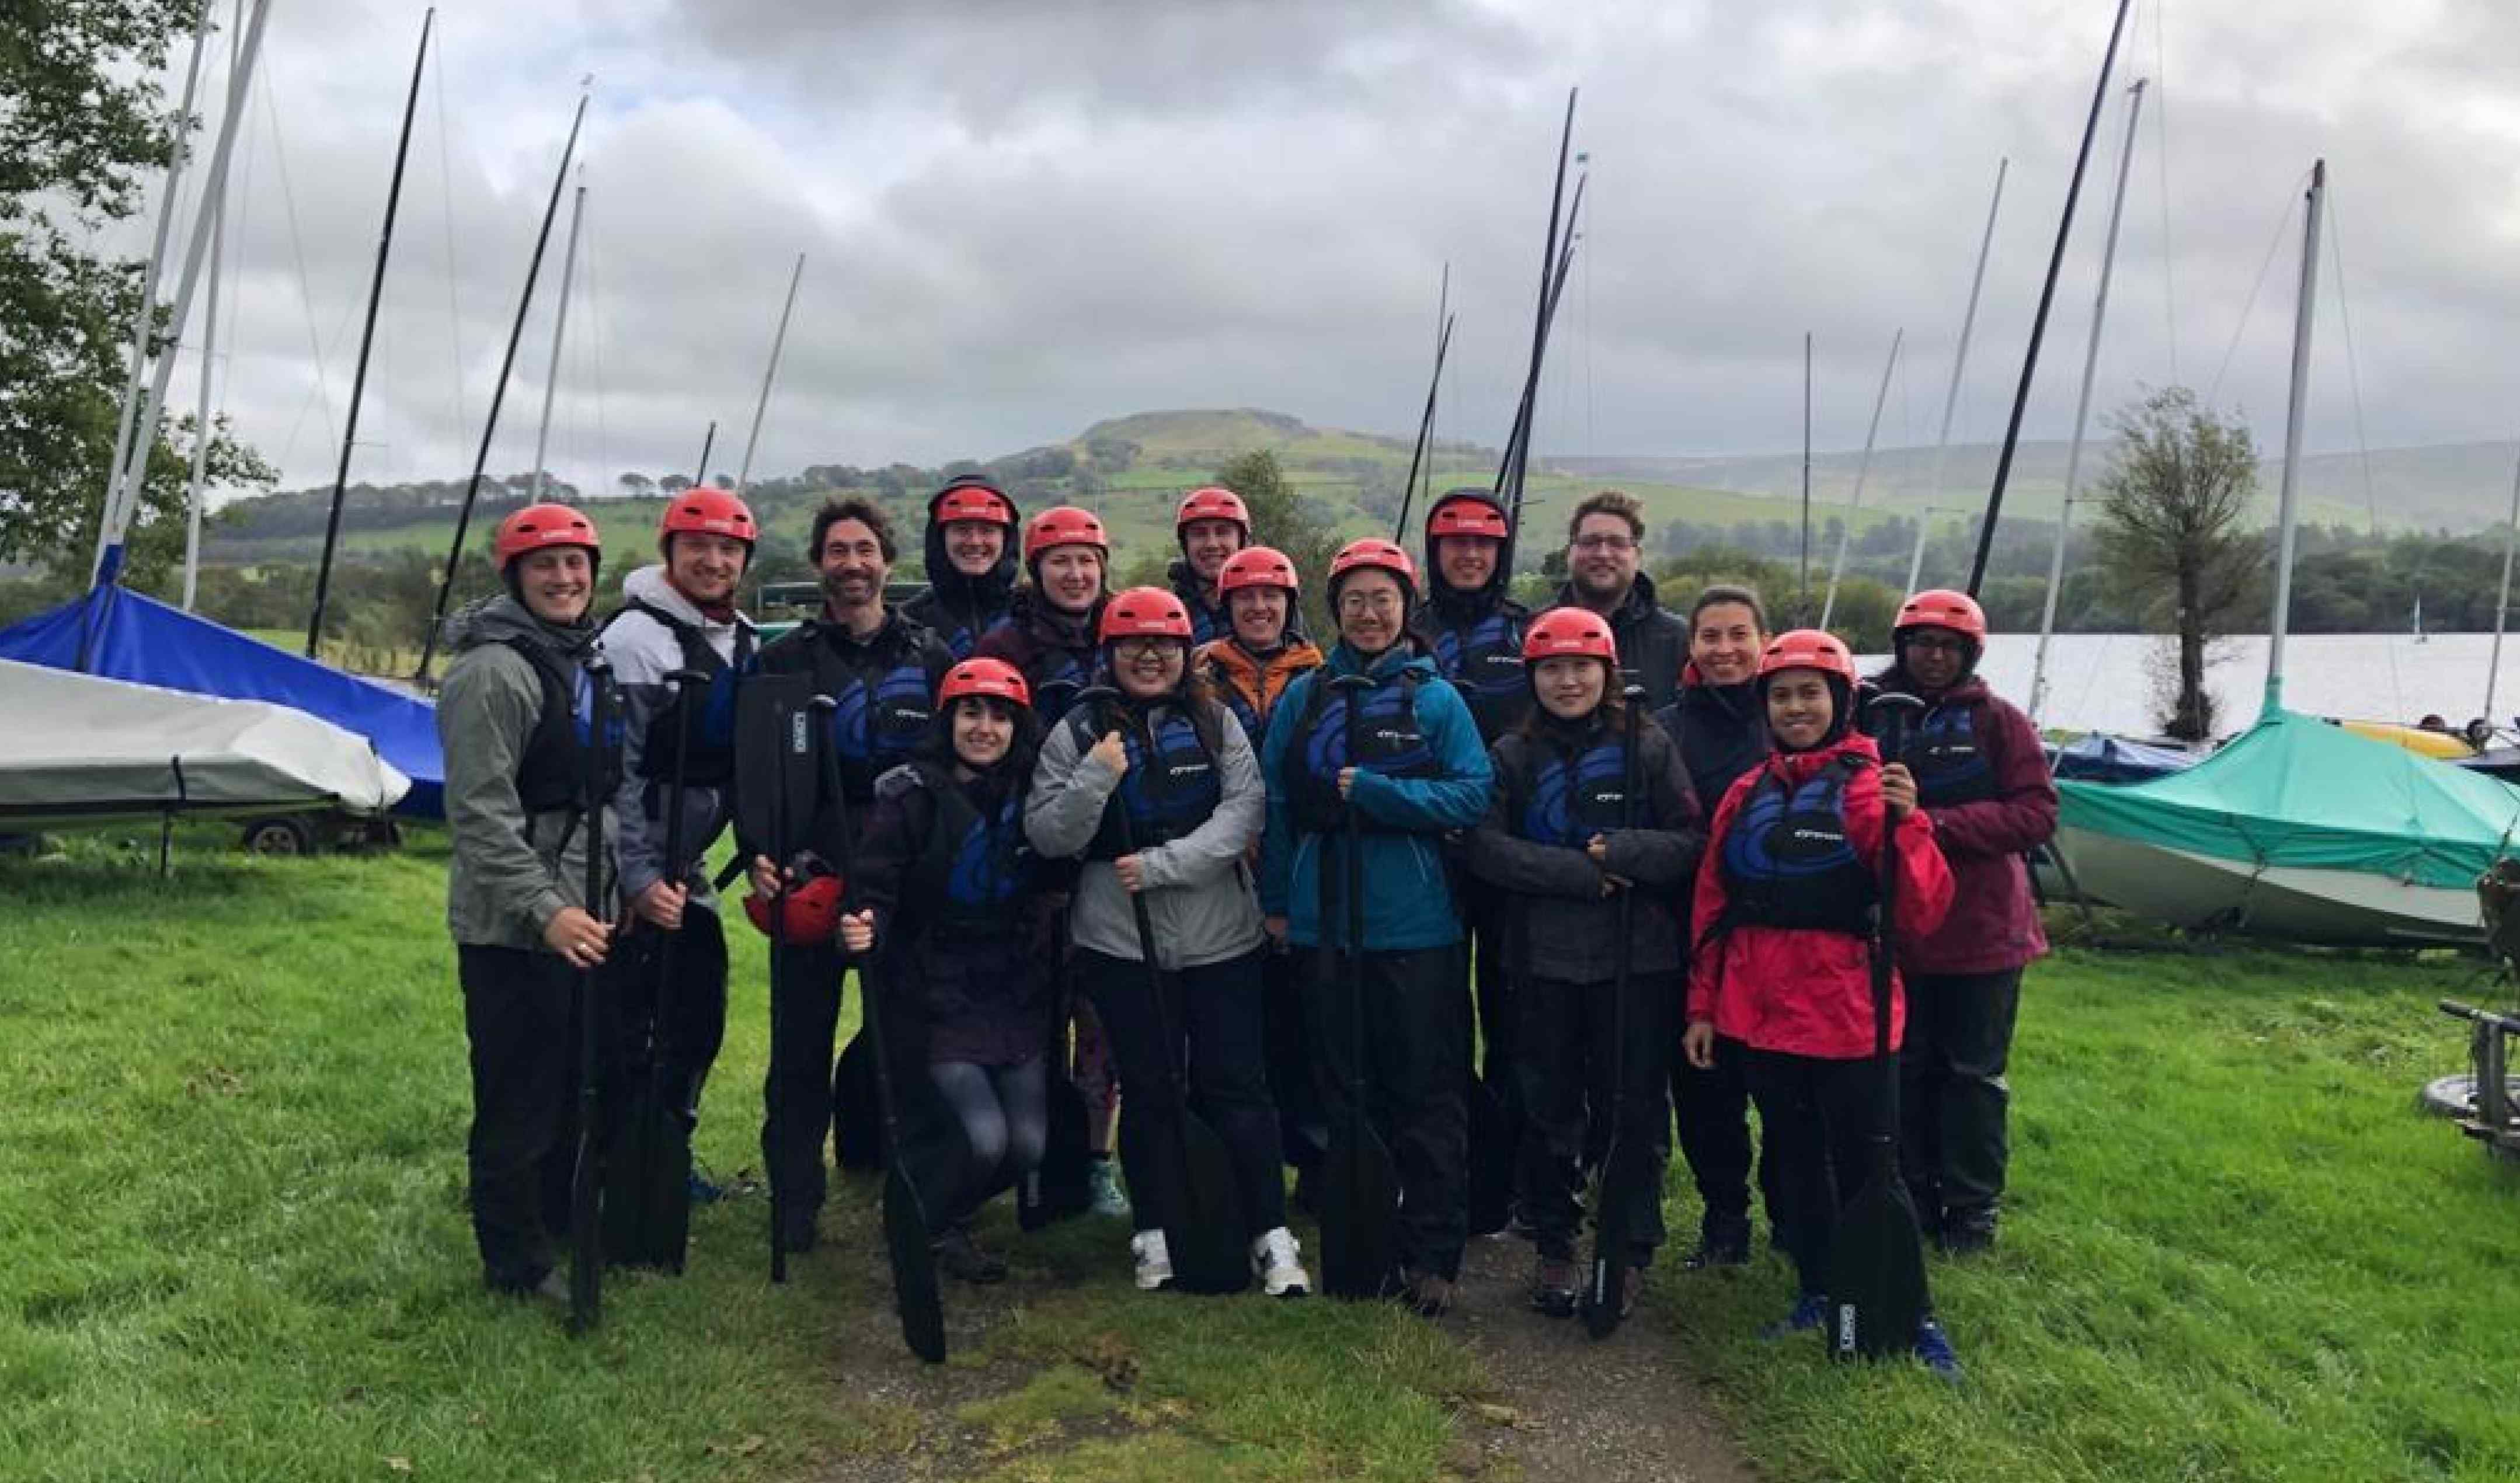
left=6, top=830, right=2519, bottom=1481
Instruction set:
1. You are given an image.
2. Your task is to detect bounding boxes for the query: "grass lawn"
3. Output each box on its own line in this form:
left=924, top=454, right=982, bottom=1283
left=4, top=831, right=2518, bottom=1481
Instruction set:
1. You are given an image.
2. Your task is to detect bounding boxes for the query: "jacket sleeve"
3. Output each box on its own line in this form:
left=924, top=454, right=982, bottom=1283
left=1597, top=726, right=1705, bottom=889
left=1349, top=678, right=1494, bottom=833
left=1024, top=715, right=1120, bottom=860
left=1684, top=777, right=1748, bottom=1025
left=1462, top=737, right=1610, bottom=900
left=1891, top=808, right=1958, bottom=944
left=1256, top=671, right=1310, bottom=917
left=1923, top=699, right=2059, bottom=859
left=1139, top=710, right=1265, bottom=890
left=440, top=647, right=571, bottom=936
left=605, top=612, right=670, bottom=900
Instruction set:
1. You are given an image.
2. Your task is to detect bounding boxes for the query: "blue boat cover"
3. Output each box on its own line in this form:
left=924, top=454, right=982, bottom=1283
left=2046, top=732, right=2198, bottom=785
left=0, top=586, right=443, bottom=817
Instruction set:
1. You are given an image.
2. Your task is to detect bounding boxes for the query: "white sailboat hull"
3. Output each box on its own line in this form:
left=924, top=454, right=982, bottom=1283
left=2051, top=823, right=2484, bottom=947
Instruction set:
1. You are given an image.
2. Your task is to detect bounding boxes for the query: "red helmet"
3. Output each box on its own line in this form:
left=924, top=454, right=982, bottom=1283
left=493, top=502, right=600, bottom=570
left=743, top=872, right=843, bottom=945
left=658, top=486, right=757, bottom=549
left=1175, top=486, right=1249, bottom=532
left=931, top=476, right=1016, bottom=529
left=1522, top=605, right=1618, bottom=664
left=937, top=656, right=1031, bottom=710
left=1217, top=545, right=1299, bottom=597
left=1024, top=505, right=1109, bottom=563
left=1099, top=586, right=1195, bottom=643
left=1427, top=490, right=1511, bottom=543
left=1757, top=628, right=1858, bottom=684
left=1328, top=537, right=1416, bottom=596
left=1894, top=587, right=1988, bottom=642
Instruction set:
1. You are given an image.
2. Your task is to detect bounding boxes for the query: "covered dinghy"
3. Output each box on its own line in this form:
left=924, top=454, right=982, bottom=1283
left=2052, top=707, right=2520, bottom=946
left=0, top=586, right=442, bottom=817
left=0, top=660, right=409, bottom=830
left=2046, top=732, right=2199, bottom=785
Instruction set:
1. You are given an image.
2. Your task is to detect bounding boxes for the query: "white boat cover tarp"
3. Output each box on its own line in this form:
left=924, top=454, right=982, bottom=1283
left=0, top=659, right=410, bottom=828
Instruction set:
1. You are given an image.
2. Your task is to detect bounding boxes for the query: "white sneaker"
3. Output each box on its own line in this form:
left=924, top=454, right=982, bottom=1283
left=1249, top=1226, right=1311, bottom=1298
left=1130, top=1229, right=1174, bottom=1291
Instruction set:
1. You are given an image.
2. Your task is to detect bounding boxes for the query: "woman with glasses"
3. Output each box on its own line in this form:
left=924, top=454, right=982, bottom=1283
left=1258, top=539, right=1494, bottom=1317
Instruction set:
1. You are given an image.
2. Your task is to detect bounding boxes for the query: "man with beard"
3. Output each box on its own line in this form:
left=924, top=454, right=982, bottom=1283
left=1555, top=490, right=1686, bottom=711
left=746, top=497, right=952, bottom=1254
left=902, top=474, right=1021, bottom=660
left=1169, top=486, right=1252, bottom=647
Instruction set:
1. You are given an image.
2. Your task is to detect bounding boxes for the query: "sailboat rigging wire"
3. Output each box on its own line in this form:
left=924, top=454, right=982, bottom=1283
left=256, top=65, right=342, bottom=462
left=2324, top=188, right=2404, bottom=720
left=2205, top=170, right=2310, bottom=408
left=432, top=32, right=471, bottom=439
left=2150, top=0, right=2180, bottom=384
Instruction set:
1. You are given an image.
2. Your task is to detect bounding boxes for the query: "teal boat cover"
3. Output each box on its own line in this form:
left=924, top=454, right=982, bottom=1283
left=2059, top=707, right=2520, bottom=890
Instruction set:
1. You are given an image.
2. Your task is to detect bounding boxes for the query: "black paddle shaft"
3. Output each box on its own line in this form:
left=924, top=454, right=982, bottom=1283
left=568, top=655, right=617, bottom=1336
left=1318, top=671, right=1399, bottom=1300
left=1583, top=686, right=1647, bottom=1337
left=629, top=669, right=705, bottom=1268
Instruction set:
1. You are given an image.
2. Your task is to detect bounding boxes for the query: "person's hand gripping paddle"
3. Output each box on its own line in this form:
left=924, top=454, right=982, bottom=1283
left=1582, top=685, right=1648, bottom=1338
left=1320, top=671, right=1399, bottom=1299
left=1826, top=690, right=1930, bottom=1361
left=567, top=655, right=619, bottom=1336
left=810, top=692, right=946, bottom=1362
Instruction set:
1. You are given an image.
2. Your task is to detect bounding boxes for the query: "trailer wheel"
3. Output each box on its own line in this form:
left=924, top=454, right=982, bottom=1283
left=241, top=815, right=317, bottom=856
left=2418, top=1073, right=2520, bottom=1119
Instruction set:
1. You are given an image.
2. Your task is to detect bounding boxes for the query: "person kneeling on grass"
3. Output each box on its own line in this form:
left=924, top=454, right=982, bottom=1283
left=1463, top=606, right=1703, bottom=1321
left=837, top=658, right=1054, bottom=1283
left=1680, top=629, right=1963, bottom=1378
left=1025, top=587, right=1310, bottom=1297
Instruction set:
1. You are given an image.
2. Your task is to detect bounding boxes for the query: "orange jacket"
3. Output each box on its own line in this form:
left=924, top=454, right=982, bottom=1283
left=1195, top=635, right=1325, bottom=739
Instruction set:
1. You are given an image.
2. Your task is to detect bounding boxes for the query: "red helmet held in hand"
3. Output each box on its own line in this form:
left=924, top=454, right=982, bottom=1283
left=494, top=503, right=600, bottom=571
left=744, top=871, right=843, bottom=945
left=1522, top=605, right=1618, bottom=664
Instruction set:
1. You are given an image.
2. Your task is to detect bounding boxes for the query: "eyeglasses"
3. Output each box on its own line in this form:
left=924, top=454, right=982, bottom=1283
left=1571, top=534, right=1637, bottom=553
left=1112, top=637, right=1182, bottom=660
left=1338, top=592, right=1404, bottom=617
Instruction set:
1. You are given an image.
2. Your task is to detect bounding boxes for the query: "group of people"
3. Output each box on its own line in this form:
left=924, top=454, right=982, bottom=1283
left=436, top=468, right=2058, bottom=1379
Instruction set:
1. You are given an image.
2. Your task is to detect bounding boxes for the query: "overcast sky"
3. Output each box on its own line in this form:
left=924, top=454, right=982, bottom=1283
left=115, top=0, right=2520, bottom=500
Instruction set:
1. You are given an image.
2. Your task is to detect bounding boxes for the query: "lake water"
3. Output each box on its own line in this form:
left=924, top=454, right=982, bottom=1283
left=1871, top=632, right=2520, bottom=740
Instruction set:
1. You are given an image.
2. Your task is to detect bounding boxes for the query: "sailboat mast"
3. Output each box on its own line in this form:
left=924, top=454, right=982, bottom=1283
left=2264, top=160, right=2326, bottom=711
left=734, top=253, right=805, bottom=493
left=530, top=173, right=587, bottom=503
left=1799, top=332, right=1812, bottom=619
left=182, top=163, right=223, bottom=613
left=693, top=421, right=716, bottom=488
left=1819, top=328, right=1901, bottom=628
left=306, top=8, right=434, bottom=656
left=2484, top=450, right=2519, bottom=726
left=1922, top=158, right=2007, bottom=582
left=2030, top=77, right=2147, bottom=726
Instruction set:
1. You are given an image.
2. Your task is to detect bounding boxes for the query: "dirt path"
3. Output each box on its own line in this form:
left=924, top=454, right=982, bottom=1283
left=1445, top=1234, right=1760, bottom=1483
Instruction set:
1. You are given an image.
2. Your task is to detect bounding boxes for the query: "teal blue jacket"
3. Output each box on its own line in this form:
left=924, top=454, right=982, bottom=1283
left=1258, top=643, right=1494, bottom=952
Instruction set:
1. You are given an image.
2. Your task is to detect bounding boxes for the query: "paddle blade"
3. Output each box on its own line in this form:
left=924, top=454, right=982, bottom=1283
left=1466, top=1071, right=1515, bottom=1237
left=883, top=1169, right=946, bottom=1363
left=1320, top=1112, right=1400, bottom=1300
left=1021, top=1070, right=1094, bottom=1233
left=831, top=1031, right=884, bottom=1173
left=1825, top=1148, right=1929, bottom=1362
left=1165, top=1110, right=1251, bottom=1296
left=1580, top=1137, right=1644, bottom=1340
left=601, top=1089, right=692, bottom=1273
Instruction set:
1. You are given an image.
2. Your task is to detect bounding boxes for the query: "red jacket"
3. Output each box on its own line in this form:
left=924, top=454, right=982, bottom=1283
left=1865, top=671, right=2057, bottom=976
left=1687, top=733, right=1955, bottom=1060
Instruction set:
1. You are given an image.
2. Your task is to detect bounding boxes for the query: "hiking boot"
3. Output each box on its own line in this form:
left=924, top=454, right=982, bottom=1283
left=1681, top=1213, right=1752, bottom=1272
left=1759, top=1292, right=1829, bottom=1341
left=777, top=1212, right=819, bottom=1255
left=1249, top=1227, right=1311, bottom=1299
left=936, top=1225, right=1008, bottom=1285
left=1088, top=1157, right=1131, bottom=1219
left=1130, top=1229, right=1174, bottom=1291
left=1937, top=1208, right=1997, bottom=1256
left=1913, top=1317, right=1964, bottom=1382
left=1530, top=1255, right=1579, bottom=1318
left=1402, top=1269, right=1459, bottom=1319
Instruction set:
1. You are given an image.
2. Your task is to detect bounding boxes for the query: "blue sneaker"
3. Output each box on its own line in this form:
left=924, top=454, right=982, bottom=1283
left=1088, top=1157, right=1130, bottom=1219
left=1913, top=1317, right=1963, bottom=1382
left=1760, top=1292, right=1829, bottom=1340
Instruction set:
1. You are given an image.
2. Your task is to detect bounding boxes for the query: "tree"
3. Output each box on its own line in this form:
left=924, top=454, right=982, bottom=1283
left=2091, top=387, right=2264, bottom=740
left=1213, top=449, right=1339, bottom=637
left=1, top=3, right=277, bottom=586
left=617, top=471, right=655, bottom=497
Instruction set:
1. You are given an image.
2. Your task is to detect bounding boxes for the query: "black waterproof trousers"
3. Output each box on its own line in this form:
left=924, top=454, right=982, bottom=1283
left=1741, top=1045, right=1894, bottom=1300
left=762, top=939, right=845, bottom=1244
left=460, top=944, right=579, bottom=1292
left=1899, top=967, right=2022, bottom=1225
left=1515, top=971, right=1675, bottom=1263
left=1077, top=946, right=1289, bottom=1240
left=1308, top=944, right=1471, bottom=1282
left=1671, top=1036, right=1786, bottom=1241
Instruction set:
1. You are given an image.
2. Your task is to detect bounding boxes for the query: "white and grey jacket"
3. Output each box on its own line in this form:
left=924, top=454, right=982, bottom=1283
left=604, top=563, right=753, bottom=907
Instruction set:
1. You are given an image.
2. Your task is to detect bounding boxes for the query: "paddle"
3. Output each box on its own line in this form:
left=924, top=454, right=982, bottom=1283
left=1582, top=685, right=1648, bottom=1338
left=1102, top=696, right=1250, bottom=1295
left=1827, top=690, right=1930, bottom=1361
left=567, top=654, right=618, bottom=1336
left=1463, top=930, right=1515, bottom=1236
left=1019, top=938, right=1097, bottom=1231
left=812, top=692, right=945, bottom=1361
left=605, top=667, right=704, bottom=1272
left=733, top=670, right=820, bottom=1283
left=1320, top=671, right=1400, bottom=1299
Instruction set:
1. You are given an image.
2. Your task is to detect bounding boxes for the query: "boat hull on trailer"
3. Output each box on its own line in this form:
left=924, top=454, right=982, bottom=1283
left=2050, top=826, right=2484, bottom=946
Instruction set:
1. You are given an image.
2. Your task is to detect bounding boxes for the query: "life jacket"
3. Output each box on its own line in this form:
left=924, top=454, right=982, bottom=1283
left=1893, top=702, right=2000, bottom=807
left=1513, top=727, right=1632, bottom=848
left=801, top=638, right=934, bottom=798
left=501, top=638, right=620, bottom=813
left=894, top=761, right=1035, bottom=937
left=1288, top=668, right=1436, bottom=834
left=1423, top=607, right=1528, bottom=742
left=1714, top=755, right=1878, bottom=936
left=1214, top=675, right=1262, bottom=741
left=1028, top=644, right=1092, bottom=725
left=609, top=599, right=755, bottom=789
left=1065, top=699, right=1224, bottom=858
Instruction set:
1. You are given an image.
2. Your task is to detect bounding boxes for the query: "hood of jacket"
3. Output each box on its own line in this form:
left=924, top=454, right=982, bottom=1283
left=1423, top=487, right=1516, bottom=611
left=447, top=591, right=597, bottom=665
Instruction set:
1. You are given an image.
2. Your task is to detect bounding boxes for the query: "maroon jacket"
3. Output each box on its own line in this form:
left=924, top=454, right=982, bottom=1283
left=1863, top=669, right=2056, bottom=976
